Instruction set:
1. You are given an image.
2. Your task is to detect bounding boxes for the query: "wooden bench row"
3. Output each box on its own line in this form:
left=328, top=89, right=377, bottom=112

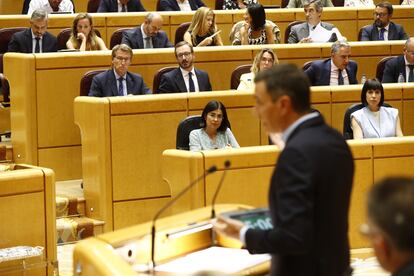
left=0, top=6, right=413, bottom=46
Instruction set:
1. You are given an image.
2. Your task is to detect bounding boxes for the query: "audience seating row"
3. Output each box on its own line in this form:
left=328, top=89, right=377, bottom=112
left=0, top=6, right=413, bottom=48
left=73, top=86, right=414, bottom=231
left=4, top=42, right=409, bottom=180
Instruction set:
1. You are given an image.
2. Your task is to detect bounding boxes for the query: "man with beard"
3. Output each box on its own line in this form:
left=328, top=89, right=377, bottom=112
left=27, top=0, right=74, bottom=15
left=88, top=44, right=151, bottom=97
left=360, top=1, right=407, bottom=41
left=121, top=13, right=172, bottom=49
left=382, top=38, right=414, bottom=83
left=157, top=41, right=212, bottom=93
left=8, top=9, right=57, bottom=53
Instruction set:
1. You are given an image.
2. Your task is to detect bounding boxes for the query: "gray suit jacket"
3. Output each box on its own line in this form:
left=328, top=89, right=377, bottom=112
left=288, top=22, right=335, bottom=44
left=121, top=26, right=173, bottom=49
left=287, top=0, right=333, bottom=8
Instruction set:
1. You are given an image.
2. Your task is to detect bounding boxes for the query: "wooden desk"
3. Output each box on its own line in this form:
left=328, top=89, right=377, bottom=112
left=162, top=137, right=414, bottom=249
left=0, top=164, right=56, bottom=275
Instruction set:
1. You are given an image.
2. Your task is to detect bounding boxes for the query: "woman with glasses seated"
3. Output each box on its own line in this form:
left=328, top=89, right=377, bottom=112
left=184, top=7, right=223, bottom=47
left=67, top=13, right=107, bottom=51
left=189, top=100, right=239, bottom=151
left=351, top=78, right=403, bottom=139
left=237, top=48, right=278, bottom=91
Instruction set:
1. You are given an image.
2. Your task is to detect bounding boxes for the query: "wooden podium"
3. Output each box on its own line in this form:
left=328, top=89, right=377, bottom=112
left=73, top=204, right=270, bottom=275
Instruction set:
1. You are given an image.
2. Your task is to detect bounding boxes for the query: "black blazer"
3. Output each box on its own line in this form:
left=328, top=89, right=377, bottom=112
left=88, top=69, right=151, bottom=97
left=304, top=58, right=358, bottom=86
left=121, top=26, right=173, bottom=49
left=157, top=67, right=212, bottom=93
left=7, top=28, right=57, bottom=53
left=382, top=55, right=406, bottom=83
left=360, top=22, right=408, bottom=41
left=245, top=114, right=354, bottom=276
left=158, top=0, right=205, bottom=11
left=97, top=0, right=146, bottom=12
left=395, top=261, right=414, bottom=276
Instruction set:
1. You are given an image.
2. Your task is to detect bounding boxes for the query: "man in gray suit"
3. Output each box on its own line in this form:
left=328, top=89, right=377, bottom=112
left=121, top=13, right=172, bottom=49
left=288, top=0, right=341, bottom=44
left=286, top=0, right=333, bottom=8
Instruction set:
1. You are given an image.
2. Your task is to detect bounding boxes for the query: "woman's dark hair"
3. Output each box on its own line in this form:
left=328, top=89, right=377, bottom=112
left=361, top=78, right=384, bottom=107
left=201, top=100, right=230, bottom=132
left=247, top=4, right=266, bottom=31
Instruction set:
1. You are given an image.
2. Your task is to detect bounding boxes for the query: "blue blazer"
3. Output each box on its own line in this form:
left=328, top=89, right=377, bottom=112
left=88, top=69, right=151, bottom=97
left=245, top=114, right=354, bottom=276
left=158, top=67, right=212, bottom=93
left=8, top=28, right=57, bottom=53
left=121, top=26, right=173, bottom=49
left=360, top=22, right=408, bottom=41
left=382, top=55, right=406, bottom=83
left=158, top=0, right=205, bottom=11
left=305, top=59, right=358, bottom=86
left=97, top=0, right=146, bottom=12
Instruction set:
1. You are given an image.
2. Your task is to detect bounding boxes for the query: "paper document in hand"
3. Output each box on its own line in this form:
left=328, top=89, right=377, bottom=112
left=309, top=25, right=343, bottom=42
left=153, top=246, right=271, bottom=274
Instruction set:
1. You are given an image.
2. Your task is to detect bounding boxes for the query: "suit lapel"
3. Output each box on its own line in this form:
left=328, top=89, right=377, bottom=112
left=371, top=25, right=379, bottom=40
left=189, top=0, right=196, bottom=9
left=109, top=70, right=119, bottom=96
left=322, top=59, right=331, bottom=85
left=388, top=22, right=396, bottom=40
left=300, top=24, right=309, bottom=40
left=174, top=69, right=188, bottom=92
left=287, top=114, right=324, bottom=144
left=125, top=72, right=136, bottom=95
left=24, top=28, right=33, bottom=52
left=194, top=69, right=203, bottom=91
left=137, top=28, right=144, bottom=49
left=172, top=0, right=180, bottom=10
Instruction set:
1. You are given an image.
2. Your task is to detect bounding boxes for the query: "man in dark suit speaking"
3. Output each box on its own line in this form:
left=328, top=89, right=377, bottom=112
left=8, top=9, right=57, bottom=53
left=214, top=64, right=354, bottom=276
left=88, top=44, right=151, bottom=97
left=121, top=13, right=172, bottom=49
left=158, top=41, right=212, bottom=93
left=305, top=41, right=358, bottom=86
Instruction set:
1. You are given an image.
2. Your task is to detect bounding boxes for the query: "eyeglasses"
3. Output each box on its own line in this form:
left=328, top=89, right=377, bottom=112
left=177, top=52, right=192, bottom=59
left=114, top=56, right=131, bottom=63
left=373, top=12, right=388, bottom=18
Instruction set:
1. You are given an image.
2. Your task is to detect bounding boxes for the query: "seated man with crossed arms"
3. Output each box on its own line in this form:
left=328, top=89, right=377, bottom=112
left=88, top=44, right=151, bottom=97
left=305, top=41, right=358, bottom=86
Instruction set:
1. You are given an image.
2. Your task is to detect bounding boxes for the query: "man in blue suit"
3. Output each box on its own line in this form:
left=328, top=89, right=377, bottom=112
left=8, top=9, right=57, bottom=53
left=97, top=0, right=146, bottom=12
left=360, top=1, right=407, bottom=41
left=382, top=37, right=414, bottom=83
left=158, top=0, right=205, bottom=11
left=121, top=13, right=173, bottom=49
left=305, top=41, right=358, bottom=86
left=158, top=41, right=212, bottom=93
left=88, top=44, right=151, bottom=97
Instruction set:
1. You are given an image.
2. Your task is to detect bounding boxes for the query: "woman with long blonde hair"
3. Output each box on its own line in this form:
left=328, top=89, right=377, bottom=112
left=66, top=13, right=107, bottom=51
left=184, top=7, right=223, bottom=47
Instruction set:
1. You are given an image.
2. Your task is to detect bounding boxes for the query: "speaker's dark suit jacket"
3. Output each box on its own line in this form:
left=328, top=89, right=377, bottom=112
left=382, top=55, right=406, bottom=83
left=157, top=67, right=212, bottom=93
left=97, top=0, right=146, bottom=12
left=158, top=0, right=205, bottom=11
left=7, top=28, right=57, bottom=53
left=88, top=69, right=151, bottom=97
left=121, top=26, right=173, bottom=49
left=395, top=261, right=414, bottom=276
left=245, top=114, right=354, bottom=276
left=360, top=22, right=408, bottom=41
left=305, top=58, right=358, bottom=86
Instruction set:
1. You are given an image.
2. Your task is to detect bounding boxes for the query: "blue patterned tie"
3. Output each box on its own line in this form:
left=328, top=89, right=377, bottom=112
left=118, top=77, right=124, bottom=96
left=379, top=28, right=385, bottom=40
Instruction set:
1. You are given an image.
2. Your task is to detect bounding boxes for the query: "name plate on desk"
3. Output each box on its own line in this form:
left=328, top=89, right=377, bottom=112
left=222, top=208, right=273, bottom=230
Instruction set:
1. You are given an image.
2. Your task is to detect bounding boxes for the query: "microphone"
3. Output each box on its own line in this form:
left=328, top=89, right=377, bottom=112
left=150, top=165, right=217, bottom=270
left=211, top=160, right=231, bottom=219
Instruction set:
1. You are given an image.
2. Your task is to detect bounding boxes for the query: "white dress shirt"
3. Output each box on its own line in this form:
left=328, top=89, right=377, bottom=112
left=180, top=67, right=200, bottom=92
left=117, top=0, right=127, bottom=12
left=28, top=0, right=74, bottom=16
left=330, top=60, right=350, bottom=86
left=177, top=0, right=192, bottom=11
left=141, top=24, right=153, bottom=48
left=31, top=30, right=43, bottom=53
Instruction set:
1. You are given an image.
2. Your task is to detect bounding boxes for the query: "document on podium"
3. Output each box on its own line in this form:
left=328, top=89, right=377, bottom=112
left=154, top=246, right=271, bottom=274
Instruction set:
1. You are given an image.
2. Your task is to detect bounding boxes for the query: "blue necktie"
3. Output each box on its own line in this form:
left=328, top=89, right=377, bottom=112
left=118, top=77, right=124, bottom=96
left=338, top=69, right=344, bottom=85
left=409, top=65, right=414, bottom=82
left=379, top=28, right=385, bottom=40
left=188, top=72, right=195, bottom=92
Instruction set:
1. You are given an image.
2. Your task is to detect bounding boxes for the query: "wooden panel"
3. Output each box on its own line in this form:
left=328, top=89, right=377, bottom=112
left=38, top=146, right=82, bottom=181
left=0, top=107, right=10, bottom=134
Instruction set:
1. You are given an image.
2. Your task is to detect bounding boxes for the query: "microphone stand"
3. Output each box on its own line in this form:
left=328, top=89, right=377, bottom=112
left=149, top=165, right=217, bottom=271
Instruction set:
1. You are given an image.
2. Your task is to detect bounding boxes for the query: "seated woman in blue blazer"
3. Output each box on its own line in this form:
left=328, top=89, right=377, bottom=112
left=189, top=100, right=239, bottom=151
left=351, top=79, right=403, bottom=139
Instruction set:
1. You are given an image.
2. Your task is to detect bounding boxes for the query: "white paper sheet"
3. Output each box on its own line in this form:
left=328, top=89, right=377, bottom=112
left=309, top=26, right=343, bottom=43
